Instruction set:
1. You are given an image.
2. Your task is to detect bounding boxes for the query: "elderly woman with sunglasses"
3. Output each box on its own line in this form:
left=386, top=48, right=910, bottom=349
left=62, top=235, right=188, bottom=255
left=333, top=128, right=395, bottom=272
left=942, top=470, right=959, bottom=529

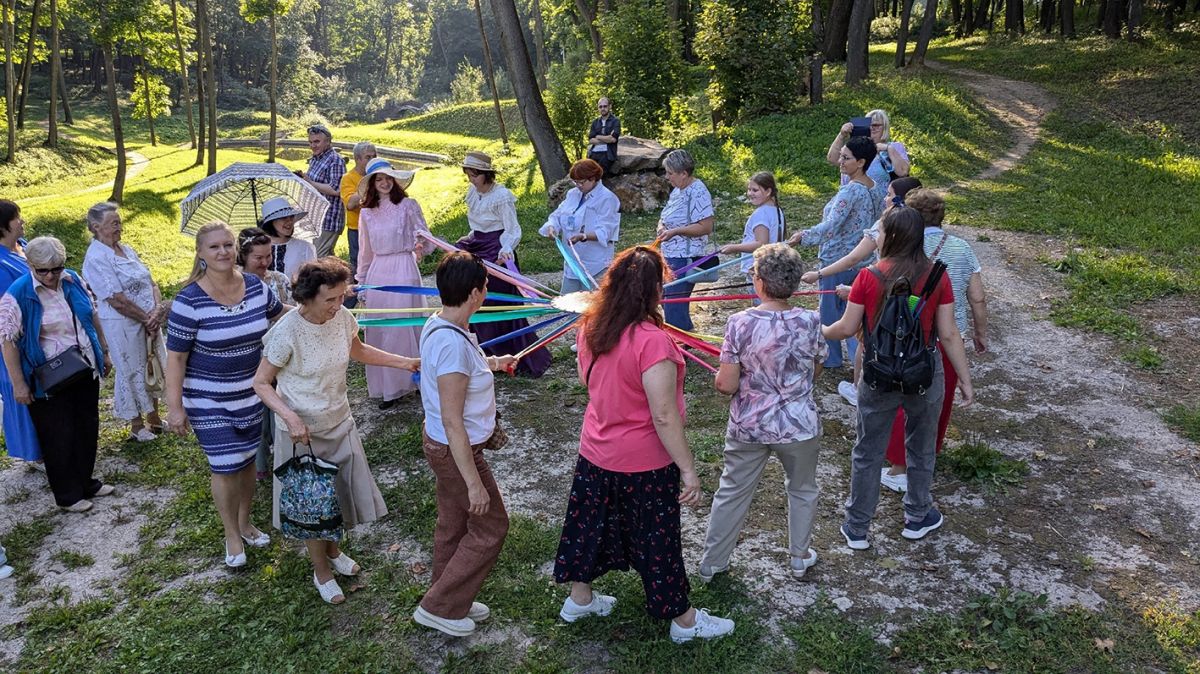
left=0, top=236, right=115, bottom=513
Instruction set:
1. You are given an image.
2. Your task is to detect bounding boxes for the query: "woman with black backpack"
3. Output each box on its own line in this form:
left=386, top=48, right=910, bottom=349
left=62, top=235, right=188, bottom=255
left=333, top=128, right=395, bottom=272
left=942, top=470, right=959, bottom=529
left=822, top=208, right=974, bottom=550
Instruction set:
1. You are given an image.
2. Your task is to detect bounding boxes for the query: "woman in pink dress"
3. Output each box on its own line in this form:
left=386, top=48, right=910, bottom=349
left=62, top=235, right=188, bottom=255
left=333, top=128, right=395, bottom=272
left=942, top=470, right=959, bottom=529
left=356, top=159, right=429, bottom=409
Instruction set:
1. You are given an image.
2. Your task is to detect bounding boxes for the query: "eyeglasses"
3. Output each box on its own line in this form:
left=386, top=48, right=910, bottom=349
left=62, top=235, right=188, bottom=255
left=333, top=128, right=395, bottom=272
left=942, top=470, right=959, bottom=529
left=573, top=179, right=594, bottom=186
left=869, top=123, right=885, bottom=129
left=34, top=266, right=64, bottom=276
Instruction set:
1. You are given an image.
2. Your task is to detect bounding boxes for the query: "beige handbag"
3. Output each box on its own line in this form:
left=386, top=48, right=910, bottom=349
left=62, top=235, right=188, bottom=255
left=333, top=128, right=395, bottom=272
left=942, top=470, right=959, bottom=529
left=145, top=332, right=167, bottom=398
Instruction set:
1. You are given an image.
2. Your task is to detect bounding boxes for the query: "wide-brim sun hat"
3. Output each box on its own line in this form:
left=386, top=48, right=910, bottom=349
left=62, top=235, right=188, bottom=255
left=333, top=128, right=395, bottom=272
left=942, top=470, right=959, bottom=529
left=357, top=157, right=416, bottom=197
left=260, top=196, right=308, bottom=224
left=461, top=151, right=495, bottom=173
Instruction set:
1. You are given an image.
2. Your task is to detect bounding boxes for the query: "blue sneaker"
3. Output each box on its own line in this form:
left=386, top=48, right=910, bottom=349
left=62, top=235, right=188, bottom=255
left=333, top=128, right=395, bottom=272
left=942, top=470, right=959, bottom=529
left=902, top=508, right=944, bottom=540
left=840, top=524, right=869, bottom=550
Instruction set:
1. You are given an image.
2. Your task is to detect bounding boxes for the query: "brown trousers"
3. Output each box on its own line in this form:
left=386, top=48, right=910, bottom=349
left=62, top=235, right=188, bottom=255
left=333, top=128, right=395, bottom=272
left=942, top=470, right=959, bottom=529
left=419, top=432, right=509, bottom=619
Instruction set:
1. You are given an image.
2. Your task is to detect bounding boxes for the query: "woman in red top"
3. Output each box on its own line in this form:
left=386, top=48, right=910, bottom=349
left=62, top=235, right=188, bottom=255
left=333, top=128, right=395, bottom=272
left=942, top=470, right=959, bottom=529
left=823, top=208, right=974, bottom=550
left=552, top=246, right=735, bottom=644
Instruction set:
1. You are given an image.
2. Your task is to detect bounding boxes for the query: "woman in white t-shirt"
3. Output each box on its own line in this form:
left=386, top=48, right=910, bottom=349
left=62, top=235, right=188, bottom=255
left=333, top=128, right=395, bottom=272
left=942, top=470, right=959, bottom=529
left=413, top=251, right=517, bottom=638
left=253, top=257, right=418, bottom=605
left=720, top=172, right=787, bottom=281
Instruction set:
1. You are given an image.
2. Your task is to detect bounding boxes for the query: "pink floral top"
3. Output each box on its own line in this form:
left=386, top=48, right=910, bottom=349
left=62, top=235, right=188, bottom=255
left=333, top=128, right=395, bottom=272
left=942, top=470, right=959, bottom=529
left=0, top=274, right=99, bottom=369
left=356, top=197, right=429, bottom=283
left=720, top=307, right=827, bottom=444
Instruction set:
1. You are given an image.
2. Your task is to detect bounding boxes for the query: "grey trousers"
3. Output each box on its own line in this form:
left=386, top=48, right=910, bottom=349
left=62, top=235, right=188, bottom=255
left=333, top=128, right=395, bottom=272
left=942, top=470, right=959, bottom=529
left=700, top=436, right=821, bottom=569
left=844, top=358, right=944, bottom=536
left=315, top=224, right=344, bottom=258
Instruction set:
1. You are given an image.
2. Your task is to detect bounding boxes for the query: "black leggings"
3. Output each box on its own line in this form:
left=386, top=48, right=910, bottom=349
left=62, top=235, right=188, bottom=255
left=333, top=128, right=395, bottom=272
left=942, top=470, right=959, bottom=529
left=29, top=375, right=101, bottom=507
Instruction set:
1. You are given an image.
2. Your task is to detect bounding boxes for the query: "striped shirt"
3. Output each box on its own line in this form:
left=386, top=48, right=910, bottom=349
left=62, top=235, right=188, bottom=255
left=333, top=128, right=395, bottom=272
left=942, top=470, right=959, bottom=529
left=308, top=148, right=346, bottom=232
left=924, top=227, right=981, bottom=334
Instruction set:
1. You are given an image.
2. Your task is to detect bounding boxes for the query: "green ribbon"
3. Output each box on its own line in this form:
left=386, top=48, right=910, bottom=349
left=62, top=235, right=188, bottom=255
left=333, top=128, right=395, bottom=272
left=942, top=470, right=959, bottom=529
left=357, top=307, right=562, bottom=328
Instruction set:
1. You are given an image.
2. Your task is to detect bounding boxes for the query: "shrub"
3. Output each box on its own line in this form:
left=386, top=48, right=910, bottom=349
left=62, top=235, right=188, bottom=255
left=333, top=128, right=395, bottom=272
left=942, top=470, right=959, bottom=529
left=871, top=15, right=903, bottom=42
left=544, top=62, right=594, bottom=160
left=697, top=0, right=804, bottom=122
left=593, top=0, right=685, bottom=137
left=450, top=58, right=485, bottom=104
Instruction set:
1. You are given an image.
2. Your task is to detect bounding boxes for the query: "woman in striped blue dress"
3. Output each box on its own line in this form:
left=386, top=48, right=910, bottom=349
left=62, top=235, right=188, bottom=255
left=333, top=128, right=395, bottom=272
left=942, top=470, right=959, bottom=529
left=166, top=222, right=285, bottom=568
left=0, top=201, right=42, bottom=467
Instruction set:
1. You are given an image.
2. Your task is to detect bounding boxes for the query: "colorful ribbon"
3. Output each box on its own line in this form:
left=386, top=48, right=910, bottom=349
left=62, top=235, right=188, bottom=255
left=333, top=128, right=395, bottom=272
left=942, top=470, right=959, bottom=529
left=660, top=290, right=835, bottom=304
left=554, top=236, right=596, bottom=291
left=671, top=251, right=720, bottom=277
left=479, top=312, right=575, bottom=350
left=418, top=231, right=555, bottom=299
left=663, top=254, right=748, bottom=289
left=515, top=316, right=580, bottom=361
left=358, top=307, right=560, bottom=328
left=357, top=284, right=549, bottom=304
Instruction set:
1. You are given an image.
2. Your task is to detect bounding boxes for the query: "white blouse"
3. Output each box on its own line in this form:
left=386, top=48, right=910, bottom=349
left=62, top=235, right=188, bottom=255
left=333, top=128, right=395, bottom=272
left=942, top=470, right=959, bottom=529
left=465, top=184, right=522, bottom=254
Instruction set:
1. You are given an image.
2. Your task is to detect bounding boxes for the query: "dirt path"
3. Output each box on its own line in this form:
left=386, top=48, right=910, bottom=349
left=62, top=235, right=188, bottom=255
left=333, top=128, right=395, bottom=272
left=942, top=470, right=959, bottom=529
left=19, top=150, right=150, bottom=207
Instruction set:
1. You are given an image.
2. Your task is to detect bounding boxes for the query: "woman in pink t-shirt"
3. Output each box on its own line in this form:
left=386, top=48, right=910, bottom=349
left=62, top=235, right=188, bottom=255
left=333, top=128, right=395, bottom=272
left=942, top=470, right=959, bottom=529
left=552, top=246, right=735, bottom=644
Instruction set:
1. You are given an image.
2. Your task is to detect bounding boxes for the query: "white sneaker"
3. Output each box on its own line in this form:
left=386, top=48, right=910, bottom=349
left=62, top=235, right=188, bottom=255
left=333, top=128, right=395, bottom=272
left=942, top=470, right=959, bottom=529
left=880, top=468, right=908, bottom=493
left=698, top=562, right=729, bottom=584
left=670, top=608, right=735, bottom=643
left=413, top=605, right=476, bottom=636
left=0, top=564, right=13, bottom=580
left=790, top=548, right=818, bottom=578
left=838, top=380, right=858, bottom=407
left=559, top=593, right=617, bottom=622
left=468, top=601, right=491, bottom=622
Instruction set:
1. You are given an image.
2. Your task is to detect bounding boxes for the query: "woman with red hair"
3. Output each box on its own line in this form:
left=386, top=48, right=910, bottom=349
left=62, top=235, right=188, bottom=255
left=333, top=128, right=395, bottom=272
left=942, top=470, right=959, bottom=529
left=552, top=246, right=735, bottom=644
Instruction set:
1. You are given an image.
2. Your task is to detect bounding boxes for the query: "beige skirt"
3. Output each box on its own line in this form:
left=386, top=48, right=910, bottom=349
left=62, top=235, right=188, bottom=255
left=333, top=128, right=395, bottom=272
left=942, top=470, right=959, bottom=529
left=272, top=414, right=388, bottom=533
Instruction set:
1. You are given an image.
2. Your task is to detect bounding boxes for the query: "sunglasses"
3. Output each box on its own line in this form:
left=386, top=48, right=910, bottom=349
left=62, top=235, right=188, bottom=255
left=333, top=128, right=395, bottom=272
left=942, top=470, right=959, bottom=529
left=34, top=266, right=64, bottom=276
left=307, top=125, right=330, bottom=137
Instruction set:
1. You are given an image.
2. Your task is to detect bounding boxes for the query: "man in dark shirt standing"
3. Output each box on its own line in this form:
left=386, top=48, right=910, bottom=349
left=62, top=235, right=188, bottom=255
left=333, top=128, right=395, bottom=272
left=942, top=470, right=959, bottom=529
left=587, top=98, right=620, bottom=178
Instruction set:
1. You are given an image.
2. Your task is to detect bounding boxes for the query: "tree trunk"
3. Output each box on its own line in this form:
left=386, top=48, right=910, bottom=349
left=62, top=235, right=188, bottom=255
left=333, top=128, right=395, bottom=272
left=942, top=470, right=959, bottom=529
left=103, top=47, right=126, bottom=202
left=45, top=0, right=59, bottom=147
left=895, top=0, right=916, bottom=68
left=268, top=12, right=277, bottom=162
left=3, top=0, right=14, bottom=163
left=202, top=0, right=217, bottom=175
left=1103, top=0, right=1121, bottom=37
left=170, top=0, right=196, bottom=148
left=1005, top=0, right=1022, bottom=34
left=810, top=0, right=824, bottom=105
left=845, top=0, right=871, bottom=85
left=825, top=0, right=853, bottom=62
left=488, top=0, right=569, bottom=186
left=531, top=0, right=547, bottom=89
left=973, top=0, right=991, bottom=30
left=1059, top=0, right=1075, bottom=36
left=474, top=0, right=508, bottom=145
left=1039, top=0, right=1054, bottom=31
left=949, top=0, right=963, bottom=33
left=195, top=57, right=206, bottom=167
left=909, top=0, right=940, bottom=67
left=136, top=31, right=157, bottom=147
left=1126, top=0, right=1142, bottom=39
left=15, top=0, right=40, bottom=130
left=573, top=0, right=602, bottom=59
left=57, top=53, right=72, bottom=124
left=962, top=0, right=976, bottom=35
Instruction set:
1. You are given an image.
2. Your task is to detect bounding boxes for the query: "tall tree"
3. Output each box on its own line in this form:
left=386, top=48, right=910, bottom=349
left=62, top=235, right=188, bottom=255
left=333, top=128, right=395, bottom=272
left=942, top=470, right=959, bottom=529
left=195, top=52, right=206, bottom=166
left=45, top=0, right=59, bottom=147
left=574, top=0, right=602, bottom=58
left=240, top=0, right=294, bottom=163
left=1126, top=0, right=1143, bottom=39
left=825, top=0, right=852, bottom=62
left=809, top=0, right=825, bottom=104
left=3, top=0, right=14, bottom=163
left=1059, top=0, right=1074, bottom=37
left=894, top=0, right=916, bottom=67
left=136, top=29, right=157, bottom=146
left=473, top=0, right=508, bottom=145
left=14, top=0, right=40, bottom=130
left=845, top=0, right=871, bottom=84
left=57, top=51, right=72, bottom=125
left=170, top=0, right=197, bottom=149
left=197, top=0, right=217, bottom=174
left=530, top=0, right=547, bottom=89
left=1102, top=0, right=1121, bottom=37
left=961, top=0, right=975, bottom=35
left=488, top=0, right=569, bottom=186
left=909, top=0, right=940, bottom=67
left=1004, top=0, right=1024, bottom=34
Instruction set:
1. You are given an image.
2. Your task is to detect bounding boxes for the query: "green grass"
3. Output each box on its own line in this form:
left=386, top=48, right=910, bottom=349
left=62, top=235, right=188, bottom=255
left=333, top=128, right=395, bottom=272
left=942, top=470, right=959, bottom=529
left=1164, top=404, right=1200, bottom=444
left=939, top=439, right=1030, bottom=488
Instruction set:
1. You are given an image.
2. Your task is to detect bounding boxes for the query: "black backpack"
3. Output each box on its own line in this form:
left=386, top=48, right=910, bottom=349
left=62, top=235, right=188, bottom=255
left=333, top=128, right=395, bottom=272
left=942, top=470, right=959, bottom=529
left=861, top=261, right=946, bottom=395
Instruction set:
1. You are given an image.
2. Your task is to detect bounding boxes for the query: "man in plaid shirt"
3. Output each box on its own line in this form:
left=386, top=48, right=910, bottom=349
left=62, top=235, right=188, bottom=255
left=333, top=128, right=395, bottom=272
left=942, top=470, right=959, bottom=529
left=301, top=123, right=347, bottom=257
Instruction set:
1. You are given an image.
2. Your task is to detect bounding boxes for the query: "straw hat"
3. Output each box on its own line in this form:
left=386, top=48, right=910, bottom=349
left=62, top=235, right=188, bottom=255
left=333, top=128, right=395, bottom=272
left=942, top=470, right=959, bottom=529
left=461, top=151, right=496, bottom=173
left=357, top=158, right=416, bottom=198
left=259, top=196, right=308, bottom=224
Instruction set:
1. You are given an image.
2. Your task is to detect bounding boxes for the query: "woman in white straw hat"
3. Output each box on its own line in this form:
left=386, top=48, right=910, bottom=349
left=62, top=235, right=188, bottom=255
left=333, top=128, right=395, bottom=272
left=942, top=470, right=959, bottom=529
left=356, top=158, right=430, bottom=409
left=260, top=197, right=316, bottom=281
left=457, top=151, right=550, bottom=378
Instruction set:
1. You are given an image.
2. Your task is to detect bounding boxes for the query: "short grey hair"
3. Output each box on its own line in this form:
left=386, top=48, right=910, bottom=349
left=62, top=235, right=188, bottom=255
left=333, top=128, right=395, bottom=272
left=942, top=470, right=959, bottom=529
left=752, top=244, right=805, bottom=300
left=353, top=141, right=377, bottom=161
left=662, top=149, right=695, bottom=176
left=86, top=202, right=118, bottom=233
left=26, top=236, right=67, bottom=269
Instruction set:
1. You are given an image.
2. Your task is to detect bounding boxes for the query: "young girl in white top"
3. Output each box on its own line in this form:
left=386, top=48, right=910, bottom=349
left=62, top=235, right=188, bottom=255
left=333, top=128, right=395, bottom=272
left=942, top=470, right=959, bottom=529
left=719, top=172, right=786, bottom=280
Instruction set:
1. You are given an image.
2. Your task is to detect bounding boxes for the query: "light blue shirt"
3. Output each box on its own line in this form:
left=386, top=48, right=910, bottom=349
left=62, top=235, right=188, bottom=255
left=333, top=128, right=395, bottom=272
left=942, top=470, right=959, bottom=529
left=540, top=183, right=621, bottom=279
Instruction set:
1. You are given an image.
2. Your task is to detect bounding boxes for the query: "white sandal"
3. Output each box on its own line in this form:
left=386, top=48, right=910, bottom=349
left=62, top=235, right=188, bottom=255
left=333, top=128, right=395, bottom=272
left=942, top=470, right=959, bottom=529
left=313, top=573, right=345, bottom=604
left=327, top=552, right=360, bottom=576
